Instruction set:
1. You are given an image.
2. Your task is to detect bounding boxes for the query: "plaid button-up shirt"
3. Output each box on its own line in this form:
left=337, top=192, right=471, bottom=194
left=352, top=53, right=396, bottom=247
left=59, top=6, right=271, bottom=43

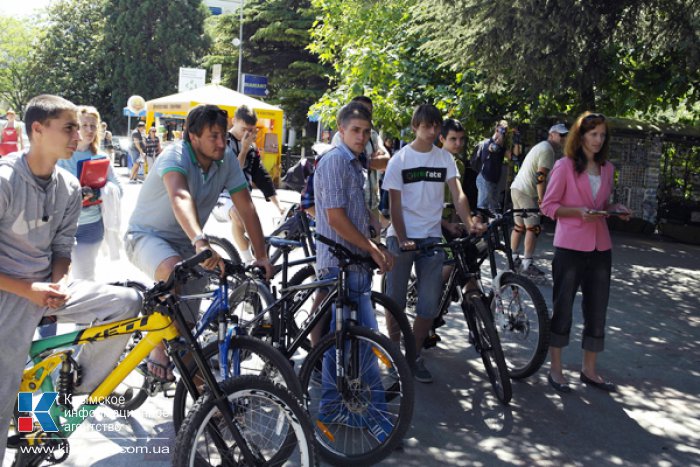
left=314, top=142, right=371, bottom=272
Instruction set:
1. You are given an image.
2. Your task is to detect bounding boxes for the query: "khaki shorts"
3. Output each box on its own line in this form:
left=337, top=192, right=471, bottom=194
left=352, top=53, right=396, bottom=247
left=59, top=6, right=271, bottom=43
left=510, top=188, right=540, bottom=227
left=124, top=232, right=205, bottom=322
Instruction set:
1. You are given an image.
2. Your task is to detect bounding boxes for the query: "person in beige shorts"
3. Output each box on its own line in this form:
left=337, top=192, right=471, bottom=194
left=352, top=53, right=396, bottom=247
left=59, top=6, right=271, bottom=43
left=510, top=123, right=568, bottom=276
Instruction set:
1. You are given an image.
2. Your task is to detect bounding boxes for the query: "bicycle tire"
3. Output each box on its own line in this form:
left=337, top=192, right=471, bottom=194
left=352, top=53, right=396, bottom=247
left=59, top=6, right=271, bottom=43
left=464, top=292, right=512, bottom=405
left=288, top=265, right=417, bottom=365
left=172, top=336, right=302, bottom=432
left=492, top=272, right=550, bottom=379
left=208, top=235, right=242, bottom=265
left=228, top=275, right=274, bottom=324
left=298, top=325, right=414, bottom=465
left=173, top=375, right=317, bottom=467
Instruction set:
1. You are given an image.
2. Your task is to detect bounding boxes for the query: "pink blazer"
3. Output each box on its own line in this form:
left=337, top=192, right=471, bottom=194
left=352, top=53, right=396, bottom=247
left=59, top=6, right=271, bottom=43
left=540, top=157, right=614, bottom=252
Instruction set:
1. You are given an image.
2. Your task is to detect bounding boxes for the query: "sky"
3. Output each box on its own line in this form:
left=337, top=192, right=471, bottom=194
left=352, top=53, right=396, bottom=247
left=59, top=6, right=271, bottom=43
left=0, top=0, right=52, bottom=18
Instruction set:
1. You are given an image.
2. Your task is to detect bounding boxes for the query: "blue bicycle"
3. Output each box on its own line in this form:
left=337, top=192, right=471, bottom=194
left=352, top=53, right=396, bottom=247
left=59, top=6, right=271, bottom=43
left=106, top=259, right=301, bottom=429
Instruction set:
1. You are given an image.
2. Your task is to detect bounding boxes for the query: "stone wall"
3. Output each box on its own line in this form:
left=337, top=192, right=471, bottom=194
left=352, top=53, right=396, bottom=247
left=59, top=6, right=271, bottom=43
left=608, top=133, right=663, bottom=224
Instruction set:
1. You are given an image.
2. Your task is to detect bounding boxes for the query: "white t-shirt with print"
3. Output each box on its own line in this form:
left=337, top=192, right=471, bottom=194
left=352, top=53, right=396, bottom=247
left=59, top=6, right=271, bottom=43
left=383, top=144, right=458, bottom=239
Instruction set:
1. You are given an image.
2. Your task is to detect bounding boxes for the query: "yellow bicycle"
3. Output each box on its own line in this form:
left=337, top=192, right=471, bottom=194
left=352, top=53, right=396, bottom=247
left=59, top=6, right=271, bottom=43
left=8, top=250, right=316, bottom=467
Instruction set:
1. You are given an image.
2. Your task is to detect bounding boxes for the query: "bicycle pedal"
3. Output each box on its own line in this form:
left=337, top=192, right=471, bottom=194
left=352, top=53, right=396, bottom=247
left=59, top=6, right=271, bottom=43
left=163, top=387, right=176, bottom=398
left=423, top=334, right=441, bottom=349
left=432, top=317, right=446, bottom=330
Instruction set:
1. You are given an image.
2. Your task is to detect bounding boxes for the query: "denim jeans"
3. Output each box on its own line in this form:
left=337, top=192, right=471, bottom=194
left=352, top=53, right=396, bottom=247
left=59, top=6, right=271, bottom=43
left=476, top=173, right=500, bottom=210
left=319, top=270, right=385, bottom=422
left=385, top=236, right=445, bottom=319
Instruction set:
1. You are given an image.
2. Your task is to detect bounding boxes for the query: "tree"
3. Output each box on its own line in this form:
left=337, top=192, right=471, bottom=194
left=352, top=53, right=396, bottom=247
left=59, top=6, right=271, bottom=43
left=307, top=0, right=513, bottom=141
left=105, top=0, right=209, bottom=131
left=202, top=1, right=329, bottom=129
left=0, top=17, right=37, bottom=115
left=414, top=0, right=700, bottom=121
left=28, top=0, right=112, bottom=119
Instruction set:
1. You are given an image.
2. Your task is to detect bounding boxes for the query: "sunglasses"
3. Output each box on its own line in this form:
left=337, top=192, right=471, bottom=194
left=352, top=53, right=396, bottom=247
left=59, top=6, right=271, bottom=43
left=583, top=113, right=605, bottom=122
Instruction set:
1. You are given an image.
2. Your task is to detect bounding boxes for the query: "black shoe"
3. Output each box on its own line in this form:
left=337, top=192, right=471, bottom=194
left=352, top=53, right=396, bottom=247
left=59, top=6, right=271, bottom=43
left=548, top=373, right=572, bottom=393
left=423, top=333, right=441, bottom=349
left=580, top=372, right=616, bottom=392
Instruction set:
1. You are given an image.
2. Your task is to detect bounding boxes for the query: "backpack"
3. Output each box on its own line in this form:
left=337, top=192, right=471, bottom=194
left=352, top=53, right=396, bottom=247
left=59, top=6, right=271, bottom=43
left=282, top=158, right=313, bottom=193
left=470, top=141, right=486, bottom=173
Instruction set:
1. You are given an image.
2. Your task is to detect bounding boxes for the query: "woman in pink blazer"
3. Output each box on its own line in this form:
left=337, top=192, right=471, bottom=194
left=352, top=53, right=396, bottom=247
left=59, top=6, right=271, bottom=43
left=540, top=112, right=630, bottom=393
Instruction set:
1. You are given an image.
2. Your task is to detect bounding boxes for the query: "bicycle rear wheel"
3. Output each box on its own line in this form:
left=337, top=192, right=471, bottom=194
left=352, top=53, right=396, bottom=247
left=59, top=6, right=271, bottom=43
left=299, top=325, right=414, bottom=465
left=207, top=235, right=241, bottom=264
left=173, top=376, right=317, bottom=467
left=464, top=292, right=512, bottom=405
left=492, top=272, right=550, bottom=379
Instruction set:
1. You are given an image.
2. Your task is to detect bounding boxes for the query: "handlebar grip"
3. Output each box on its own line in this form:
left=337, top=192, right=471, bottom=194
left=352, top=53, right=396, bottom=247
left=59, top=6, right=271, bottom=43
left=179, top=249, right=213, bottom=271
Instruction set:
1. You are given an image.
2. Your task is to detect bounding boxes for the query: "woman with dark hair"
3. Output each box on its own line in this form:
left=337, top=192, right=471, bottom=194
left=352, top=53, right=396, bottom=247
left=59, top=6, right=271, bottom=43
left=540, top=112, right=631, bottom=393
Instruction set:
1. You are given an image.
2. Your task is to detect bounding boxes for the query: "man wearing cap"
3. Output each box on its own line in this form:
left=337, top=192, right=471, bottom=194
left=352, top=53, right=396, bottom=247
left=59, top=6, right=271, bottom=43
left=509, top=123, right=568, bottom=276
left=128, top=121, right=147, bottom=183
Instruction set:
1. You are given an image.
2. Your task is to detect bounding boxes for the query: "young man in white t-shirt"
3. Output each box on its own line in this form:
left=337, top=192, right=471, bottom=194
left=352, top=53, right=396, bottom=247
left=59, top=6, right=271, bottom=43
left=509, top=123, right=568, bottom=276
left=383, top=104, right=483, bottom=383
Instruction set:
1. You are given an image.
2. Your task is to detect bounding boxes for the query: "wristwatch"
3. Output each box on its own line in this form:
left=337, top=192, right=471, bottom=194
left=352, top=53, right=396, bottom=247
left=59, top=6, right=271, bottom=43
left=191, top=233, right=208, bottom=246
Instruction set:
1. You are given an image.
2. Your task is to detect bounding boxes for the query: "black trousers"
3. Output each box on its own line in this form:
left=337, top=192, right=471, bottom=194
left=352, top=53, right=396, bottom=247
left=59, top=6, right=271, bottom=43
left=551, top=247, right=612, bottom=352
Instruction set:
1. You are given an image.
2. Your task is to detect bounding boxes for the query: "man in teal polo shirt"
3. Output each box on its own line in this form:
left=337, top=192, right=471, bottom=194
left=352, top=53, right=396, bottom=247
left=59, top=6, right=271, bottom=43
left=125, top=104, right=272, bottom=381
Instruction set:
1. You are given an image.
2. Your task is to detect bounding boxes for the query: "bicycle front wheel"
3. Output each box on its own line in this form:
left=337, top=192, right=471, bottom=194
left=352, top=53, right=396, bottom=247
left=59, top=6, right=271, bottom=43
left=174, top=375, right=317, bottom=467
left=464, top=292, right=512, bottom=405
left=299, top=325, right=414, bottom=465
left=172, top=337, right=302, bottom=431
left=492, top=272, right=550, bottom=379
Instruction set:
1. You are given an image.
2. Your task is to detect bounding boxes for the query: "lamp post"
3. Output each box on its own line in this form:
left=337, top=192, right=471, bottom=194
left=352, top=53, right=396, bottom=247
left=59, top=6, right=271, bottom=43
left=234, top=0, right=244, bottom=92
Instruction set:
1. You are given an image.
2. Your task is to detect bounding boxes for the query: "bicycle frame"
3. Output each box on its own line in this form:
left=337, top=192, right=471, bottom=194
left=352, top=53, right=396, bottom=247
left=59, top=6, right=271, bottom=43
left=20, top=311, right=178, bottom=444
left=19, top=266, right=262, bottom=462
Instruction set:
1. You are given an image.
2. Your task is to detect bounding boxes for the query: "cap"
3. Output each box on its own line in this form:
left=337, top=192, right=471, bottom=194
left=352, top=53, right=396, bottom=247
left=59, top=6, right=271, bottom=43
left=137, top=121, right=146, bottom=127
left=549, top=123, right=568, bottom=135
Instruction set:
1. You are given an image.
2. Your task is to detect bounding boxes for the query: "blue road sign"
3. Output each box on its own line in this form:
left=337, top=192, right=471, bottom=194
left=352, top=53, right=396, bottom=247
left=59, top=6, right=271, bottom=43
left=242, top=74, right=268, bottom=97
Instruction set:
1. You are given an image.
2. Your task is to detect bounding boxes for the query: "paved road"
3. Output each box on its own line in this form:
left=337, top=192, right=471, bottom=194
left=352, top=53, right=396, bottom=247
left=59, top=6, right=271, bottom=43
left=5, top=167, right=699, bottom=466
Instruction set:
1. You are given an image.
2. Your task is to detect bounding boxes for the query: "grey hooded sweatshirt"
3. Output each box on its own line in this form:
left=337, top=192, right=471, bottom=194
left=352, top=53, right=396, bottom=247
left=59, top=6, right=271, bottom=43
left=0, top=152, right=81, bottom=282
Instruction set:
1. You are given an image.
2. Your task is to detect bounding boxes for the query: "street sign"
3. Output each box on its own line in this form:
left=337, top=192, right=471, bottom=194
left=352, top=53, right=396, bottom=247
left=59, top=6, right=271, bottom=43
left=242, top=74, right=268, bottom=97
left=178, top=67, right=206, bottom=92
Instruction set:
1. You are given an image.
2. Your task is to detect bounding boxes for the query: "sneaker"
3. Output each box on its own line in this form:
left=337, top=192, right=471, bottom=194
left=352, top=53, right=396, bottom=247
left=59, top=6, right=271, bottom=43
left=513, top=257, right=522, bottom=272
left=523, top=263, right=546, bottom=277
left=413, top=357, right=433, bottom=383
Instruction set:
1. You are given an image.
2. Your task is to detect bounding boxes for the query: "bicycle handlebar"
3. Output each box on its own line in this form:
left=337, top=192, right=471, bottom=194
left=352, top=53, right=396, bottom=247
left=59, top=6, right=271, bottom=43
left=179, top=249, right=213, bottom=270
left=315, top=233, right=379, bottom=269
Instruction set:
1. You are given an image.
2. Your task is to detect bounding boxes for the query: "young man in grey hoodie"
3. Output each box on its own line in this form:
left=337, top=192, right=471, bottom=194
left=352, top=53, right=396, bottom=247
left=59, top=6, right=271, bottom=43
left=0, top=95, right=142, bottom=462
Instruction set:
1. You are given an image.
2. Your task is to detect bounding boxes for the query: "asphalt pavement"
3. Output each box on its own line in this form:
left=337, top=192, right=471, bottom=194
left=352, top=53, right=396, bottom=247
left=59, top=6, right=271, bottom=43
left=4, top=166, right=699, bottom=466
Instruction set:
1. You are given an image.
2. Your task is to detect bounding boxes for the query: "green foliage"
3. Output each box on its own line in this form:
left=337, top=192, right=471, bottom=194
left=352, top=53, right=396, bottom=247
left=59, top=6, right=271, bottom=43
left=308, top=0, right=516, bottom=144
left=105, top=0, right=210, bottom=131
left=0, top=17, right=37, bottom=116
left=415, top=0, right=700, bottom=122
left=28, top=0, right=111, bottom=119
left=203, top=0, right=329, bottom=129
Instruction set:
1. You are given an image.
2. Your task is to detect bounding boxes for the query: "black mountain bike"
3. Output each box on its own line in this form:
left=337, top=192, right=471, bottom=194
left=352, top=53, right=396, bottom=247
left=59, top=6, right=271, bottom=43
left=403, top=237, right=512, bottom=404
left=395, top=209, right=550, bottom=380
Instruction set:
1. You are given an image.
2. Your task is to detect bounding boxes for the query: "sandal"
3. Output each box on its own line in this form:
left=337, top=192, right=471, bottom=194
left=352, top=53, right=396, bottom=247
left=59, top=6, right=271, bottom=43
left=138, top=358, right=176, bottom=384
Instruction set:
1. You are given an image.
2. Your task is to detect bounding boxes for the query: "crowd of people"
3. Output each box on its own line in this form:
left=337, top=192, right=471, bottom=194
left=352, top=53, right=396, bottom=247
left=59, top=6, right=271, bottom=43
left=0, top=92, right=631, bottom=462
